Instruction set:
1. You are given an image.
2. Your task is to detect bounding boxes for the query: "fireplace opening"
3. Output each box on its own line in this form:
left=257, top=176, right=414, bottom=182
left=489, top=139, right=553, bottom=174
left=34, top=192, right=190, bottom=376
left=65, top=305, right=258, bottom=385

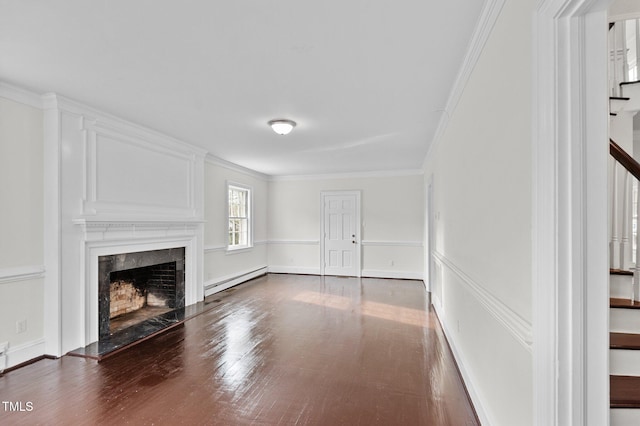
left=109, top=261, right=178, bottom=334
left=99, top=248, right=185, bottom=340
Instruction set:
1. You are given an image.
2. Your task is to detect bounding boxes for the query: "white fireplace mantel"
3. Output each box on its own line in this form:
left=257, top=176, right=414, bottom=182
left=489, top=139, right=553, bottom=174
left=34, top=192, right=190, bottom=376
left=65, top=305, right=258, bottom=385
left=44, top=94, right=206, bottom=356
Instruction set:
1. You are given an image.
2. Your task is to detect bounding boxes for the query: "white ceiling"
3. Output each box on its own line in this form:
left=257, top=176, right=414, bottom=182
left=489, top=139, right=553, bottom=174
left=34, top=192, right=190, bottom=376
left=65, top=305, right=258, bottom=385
left=0, top=1, right=485, bottom=176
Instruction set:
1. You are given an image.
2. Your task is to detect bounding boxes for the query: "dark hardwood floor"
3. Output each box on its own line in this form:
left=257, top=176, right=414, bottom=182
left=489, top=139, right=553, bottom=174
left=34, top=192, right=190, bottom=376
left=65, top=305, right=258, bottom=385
left=0, top=274, right=478, bottom=425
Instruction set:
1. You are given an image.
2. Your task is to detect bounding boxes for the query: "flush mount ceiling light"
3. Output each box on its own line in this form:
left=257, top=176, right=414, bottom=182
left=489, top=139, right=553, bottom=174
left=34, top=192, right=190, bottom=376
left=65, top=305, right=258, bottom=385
left=268, top=119, right=296, bottom=135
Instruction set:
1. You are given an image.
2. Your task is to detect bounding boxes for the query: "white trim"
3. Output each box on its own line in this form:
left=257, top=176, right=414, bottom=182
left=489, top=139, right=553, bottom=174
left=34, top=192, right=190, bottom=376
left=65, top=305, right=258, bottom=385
left=227, top=181, right=253, bottom=251
left=6, top=338, right=46, bottom=369
left=433, top=251, right=533, bottom=351
left=320, top=190, right=362, bottom=278
left=0, top=81, right=43, bottom=109
left=361, top=240, right=423, bottom=247
left=270, top=169, right=423, bottom=182
left=268, top=239, right=320, bottom=245
left=432, top=302, right=491, bottom=426
left=533, top=1, right=611, bottom=425
left=422, top=0, right=506, bottom=168
left=360, top=270, right=424, bottom=280
left=41, top=93, right=207, bottom=156
left=204, top=266, right=268, bottom=296
left=609, top=12, right=640, bottom=22
left=43, top=100, right=62, bottom=357
left=205, top=240, right=267, bottom=253
left=204, top=245, right=227, bottom=253
left=205, top=154, right=269, bottom=181
left=0, top=265, right=45, bottom=285
left=267, top=266, right=322, bottom=275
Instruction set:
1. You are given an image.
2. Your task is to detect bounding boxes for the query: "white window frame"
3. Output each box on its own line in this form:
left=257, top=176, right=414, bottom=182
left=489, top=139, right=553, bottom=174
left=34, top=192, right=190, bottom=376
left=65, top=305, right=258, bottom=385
left=226, top=181, right=253, bottom=252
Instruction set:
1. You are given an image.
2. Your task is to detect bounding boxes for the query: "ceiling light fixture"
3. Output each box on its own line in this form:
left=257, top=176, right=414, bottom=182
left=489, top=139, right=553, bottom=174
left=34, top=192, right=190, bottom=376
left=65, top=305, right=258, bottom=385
left=268, top=119, right=296, bottom=135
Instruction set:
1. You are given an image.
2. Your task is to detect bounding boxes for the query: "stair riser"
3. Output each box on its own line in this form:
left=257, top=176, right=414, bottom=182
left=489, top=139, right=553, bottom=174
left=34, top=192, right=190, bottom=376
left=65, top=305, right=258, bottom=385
left=611, top=274, right=633, bottom=299
left=621, top=83, right=640, bottom=112
left=611, top=308, right=640, bottom=333
left=611, top=408, right=640, bottom=425
left=611, top=349, right=640, bottom=375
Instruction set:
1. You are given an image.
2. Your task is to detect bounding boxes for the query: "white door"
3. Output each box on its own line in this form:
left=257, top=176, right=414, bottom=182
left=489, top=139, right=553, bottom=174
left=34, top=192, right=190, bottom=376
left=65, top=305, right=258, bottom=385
left=321, top=192, right=360, bottom=277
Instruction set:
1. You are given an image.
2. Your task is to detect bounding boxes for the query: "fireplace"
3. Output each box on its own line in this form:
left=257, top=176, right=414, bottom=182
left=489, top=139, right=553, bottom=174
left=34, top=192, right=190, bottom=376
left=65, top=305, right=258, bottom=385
left=98, top=248, right=185, bottom=339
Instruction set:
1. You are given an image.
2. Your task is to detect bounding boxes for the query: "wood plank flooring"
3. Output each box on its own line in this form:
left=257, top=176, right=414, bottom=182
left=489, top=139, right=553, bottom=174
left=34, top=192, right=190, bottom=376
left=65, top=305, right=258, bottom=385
left=0, top=274, right=478, bottom=425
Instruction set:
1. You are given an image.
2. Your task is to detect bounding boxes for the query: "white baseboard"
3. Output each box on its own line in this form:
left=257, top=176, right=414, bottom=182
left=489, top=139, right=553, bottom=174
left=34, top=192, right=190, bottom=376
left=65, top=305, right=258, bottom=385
left=267, top=266, right=321, bottom=275
left=432, top=302, right=491, bottom=426
left=6, top=338, right=46, bottom=369
left=361, top=269, right=424, bottom=280
left=204, top=266, right=268, bottom=296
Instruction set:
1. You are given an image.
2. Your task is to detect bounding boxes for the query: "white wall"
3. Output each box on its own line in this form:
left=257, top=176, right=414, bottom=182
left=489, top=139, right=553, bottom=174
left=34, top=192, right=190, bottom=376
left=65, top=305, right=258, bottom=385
left=203, top=159, right=269, bottom=293
left=609, top=0, right=640, bottom=18
left=268, top=173, right=424, bottom=279
left=423, top=0, right=534, bottom=424
left=0, top=95, right=45, bottom=368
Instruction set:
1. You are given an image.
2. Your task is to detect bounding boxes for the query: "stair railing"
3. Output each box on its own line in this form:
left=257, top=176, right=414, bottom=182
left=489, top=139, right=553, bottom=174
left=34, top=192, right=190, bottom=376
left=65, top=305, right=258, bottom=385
left=609, top=18, right=640, bottom=97
left=610, top=139, right=640, bottom=300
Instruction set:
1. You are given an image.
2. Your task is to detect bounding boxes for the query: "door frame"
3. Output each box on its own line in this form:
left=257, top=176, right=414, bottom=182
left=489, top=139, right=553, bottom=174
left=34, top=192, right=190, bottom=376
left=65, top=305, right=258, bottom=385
left=533, top=0, right=612, bottom=424
left=320, top=190, right=362, bottom=277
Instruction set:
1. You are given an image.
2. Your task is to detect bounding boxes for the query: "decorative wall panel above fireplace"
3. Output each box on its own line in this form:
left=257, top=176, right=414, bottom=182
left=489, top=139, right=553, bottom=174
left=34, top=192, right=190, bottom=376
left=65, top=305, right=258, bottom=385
left=43, top=94, right=206, bottom=356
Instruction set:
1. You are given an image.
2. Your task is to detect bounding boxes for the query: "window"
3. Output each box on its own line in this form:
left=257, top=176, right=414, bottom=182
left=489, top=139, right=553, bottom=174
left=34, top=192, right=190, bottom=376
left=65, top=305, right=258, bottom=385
left=228, top=183, right=252, bottom=250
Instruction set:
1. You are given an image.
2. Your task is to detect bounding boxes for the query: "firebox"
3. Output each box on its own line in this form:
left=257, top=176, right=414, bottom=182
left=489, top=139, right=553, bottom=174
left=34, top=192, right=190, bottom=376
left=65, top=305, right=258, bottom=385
left=98, top=248, right=185, bottom=339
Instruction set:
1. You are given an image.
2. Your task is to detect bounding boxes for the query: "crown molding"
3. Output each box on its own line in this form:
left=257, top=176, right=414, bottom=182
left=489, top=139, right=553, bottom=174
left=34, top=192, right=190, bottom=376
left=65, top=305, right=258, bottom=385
left=205, top=154, right=269, bottom=181
left=41, top=93, right=208, bottom=157
left=269, top=168, right=424, bottom=182
left=0, top=81, right=43, bottom=109
left=422, top=0, right=506, bottom=170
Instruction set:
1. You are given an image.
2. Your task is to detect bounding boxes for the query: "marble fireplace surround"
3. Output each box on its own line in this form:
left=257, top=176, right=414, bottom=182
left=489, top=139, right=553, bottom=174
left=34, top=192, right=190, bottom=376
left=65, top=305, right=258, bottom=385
left=82, top=222, right=201, bottom=349
left=98, top=247, right=185, bottom=339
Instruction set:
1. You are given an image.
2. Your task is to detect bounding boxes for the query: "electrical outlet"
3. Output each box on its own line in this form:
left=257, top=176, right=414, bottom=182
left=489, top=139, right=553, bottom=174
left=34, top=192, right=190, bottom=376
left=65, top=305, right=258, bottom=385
left=16, top=319, right=27, bottom=334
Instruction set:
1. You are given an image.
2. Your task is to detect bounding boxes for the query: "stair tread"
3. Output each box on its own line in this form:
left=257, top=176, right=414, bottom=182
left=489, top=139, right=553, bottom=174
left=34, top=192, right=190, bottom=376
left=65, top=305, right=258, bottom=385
left=611, top=298, right=640, bottom=309
left=611, top=269, right=633, bottom=276
left=611, top=332, right=640, bottom=350
left=611, top=376, right=640, bottom=407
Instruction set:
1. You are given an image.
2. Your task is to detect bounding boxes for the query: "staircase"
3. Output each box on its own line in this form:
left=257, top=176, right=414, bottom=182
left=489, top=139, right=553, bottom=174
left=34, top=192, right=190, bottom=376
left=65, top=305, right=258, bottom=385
left=609, top=17, right=640, bottom=426
left=609, top=85, right=640, bottom=426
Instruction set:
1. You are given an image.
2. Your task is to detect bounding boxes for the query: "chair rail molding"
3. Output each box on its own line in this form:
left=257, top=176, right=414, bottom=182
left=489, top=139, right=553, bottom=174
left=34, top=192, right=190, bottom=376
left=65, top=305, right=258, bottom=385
left=433, top=251, right=532, bottom=350
left=0, top=265, right=45, bottom=285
